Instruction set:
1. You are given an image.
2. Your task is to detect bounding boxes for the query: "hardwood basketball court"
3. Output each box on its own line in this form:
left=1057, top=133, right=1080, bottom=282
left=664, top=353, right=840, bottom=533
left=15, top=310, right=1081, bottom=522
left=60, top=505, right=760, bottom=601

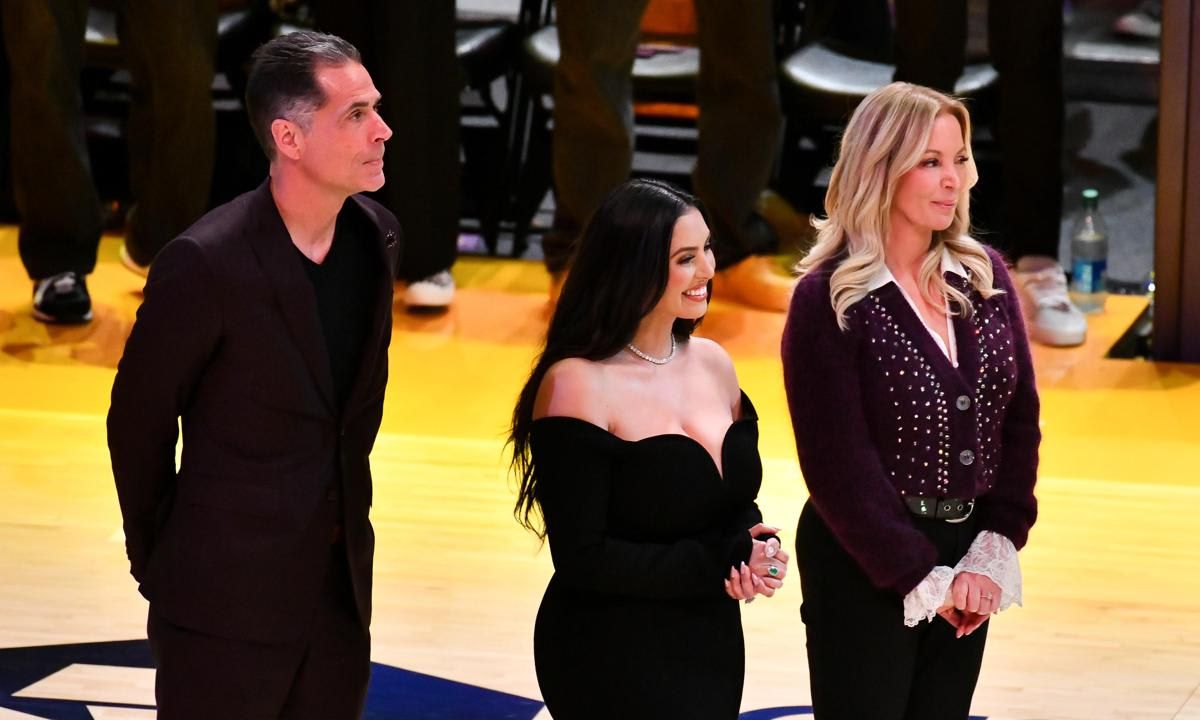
left=1, top=228, right=1198, bottom=719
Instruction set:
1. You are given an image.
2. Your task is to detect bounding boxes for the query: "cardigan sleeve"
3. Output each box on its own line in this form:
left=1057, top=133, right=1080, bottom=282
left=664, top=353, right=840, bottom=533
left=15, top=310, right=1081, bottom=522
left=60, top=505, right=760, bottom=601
left=781, top=271, right=939, bottom=595
left=531, top=419, right=750, bottom=599
left=973, top=247, right=1040, bottom=548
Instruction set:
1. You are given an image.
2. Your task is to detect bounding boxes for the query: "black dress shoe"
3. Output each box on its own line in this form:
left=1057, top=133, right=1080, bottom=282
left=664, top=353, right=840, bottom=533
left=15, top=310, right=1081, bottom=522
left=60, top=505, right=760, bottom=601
left=32, top=271, right=93, bottom=324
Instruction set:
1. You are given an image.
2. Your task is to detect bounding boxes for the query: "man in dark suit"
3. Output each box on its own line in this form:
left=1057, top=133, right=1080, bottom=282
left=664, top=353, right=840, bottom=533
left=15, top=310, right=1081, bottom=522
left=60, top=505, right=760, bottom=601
left=107, top=31, right=400, bottom=719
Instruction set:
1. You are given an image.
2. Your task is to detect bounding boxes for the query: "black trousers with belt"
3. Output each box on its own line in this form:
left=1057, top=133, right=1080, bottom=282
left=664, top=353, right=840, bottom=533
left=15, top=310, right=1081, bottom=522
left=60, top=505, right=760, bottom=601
left=314, top=0, right=460, bottom=283
left=893, top=0, right=1064, bottom=262
left=545, top=0, right=783, bottom=274
left=796, top=500, right=989, bottom=720
left=0, top=0, right=216, bottom=277
left=148, top=545, right=371, bottom=720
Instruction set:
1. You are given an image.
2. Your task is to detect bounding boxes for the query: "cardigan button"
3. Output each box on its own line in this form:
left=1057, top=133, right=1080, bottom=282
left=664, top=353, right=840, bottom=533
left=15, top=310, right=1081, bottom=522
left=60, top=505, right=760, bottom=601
left=959, top=449, right=975, bottom=466
left=956, top=395, right=971, bottom=411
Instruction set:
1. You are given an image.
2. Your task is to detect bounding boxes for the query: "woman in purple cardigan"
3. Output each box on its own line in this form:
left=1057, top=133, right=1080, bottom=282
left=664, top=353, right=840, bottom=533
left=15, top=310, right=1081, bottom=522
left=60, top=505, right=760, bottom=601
left=781, top=82, right=1040, bottom=719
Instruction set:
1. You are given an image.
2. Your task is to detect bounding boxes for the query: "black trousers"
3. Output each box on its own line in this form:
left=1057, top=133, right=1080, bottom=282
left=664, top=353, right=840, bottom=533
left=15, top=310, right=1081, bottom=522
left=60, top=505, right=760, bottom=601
left=0, top=0, right=215, bottom=277
left=148, top=547, right=371, bottom=720
left=314, top=0, right=461, bottom=282
left=893, top=0, right=1064, bottom=261
left=796, top=501, right=988, bottom=720
left=545, top=0, right=783, bottom=273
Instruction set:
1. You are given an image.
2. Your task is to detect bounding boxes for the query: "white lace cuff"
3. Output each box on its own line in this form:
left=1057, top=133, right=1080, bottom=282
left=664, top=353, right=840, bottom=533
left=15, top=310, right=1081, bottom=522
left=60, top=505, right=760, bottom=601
left=955, top=530, right=1022, bottom=611
left=901, top=532, right=1023, bottom=627
left=902, top=565, right=956, bottom=627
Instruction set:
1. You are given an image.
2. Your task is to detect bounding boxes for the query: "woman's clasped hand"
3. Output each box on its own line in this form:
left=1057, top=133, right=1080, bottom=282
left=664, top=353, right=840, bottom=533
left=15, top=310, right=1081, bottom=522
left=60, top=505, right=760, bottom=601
left=724, top=523, right=789, bottom=603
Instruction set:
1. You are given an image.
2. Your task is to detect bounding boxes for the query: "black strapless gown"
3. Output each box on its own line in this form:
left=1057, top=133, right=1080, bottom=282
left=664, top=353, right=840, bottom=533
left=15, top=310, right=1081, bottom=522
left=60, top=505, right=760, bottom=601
left=528, top=393, right=766, bottom=719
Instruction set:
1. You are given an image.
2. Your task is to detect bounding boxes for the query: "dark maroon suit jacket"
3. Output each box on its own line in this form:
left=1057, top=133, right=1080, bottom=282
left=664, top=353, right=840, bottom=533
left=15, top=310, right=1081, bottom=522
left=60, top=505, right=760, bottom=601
left=108, top=180, right=401, bottom=645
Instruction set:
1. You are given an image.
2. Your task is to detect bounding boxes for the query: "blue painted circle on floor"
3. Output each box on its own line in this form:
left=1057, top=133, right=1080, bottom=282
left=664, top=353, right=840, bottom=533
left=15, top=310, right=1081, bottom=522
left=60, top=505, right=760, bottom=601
left=0, top=640, right=542, bottom=719
left=0, top=640, right=985, bottom=719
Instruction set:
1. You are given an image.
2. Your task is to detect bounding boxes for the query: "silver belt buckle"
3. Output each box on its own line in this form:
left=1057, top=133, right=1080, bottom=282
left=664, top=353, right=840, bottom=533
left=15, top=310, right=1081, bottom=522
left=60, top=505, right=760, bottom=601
left=944, top=499, right=975, bottom=523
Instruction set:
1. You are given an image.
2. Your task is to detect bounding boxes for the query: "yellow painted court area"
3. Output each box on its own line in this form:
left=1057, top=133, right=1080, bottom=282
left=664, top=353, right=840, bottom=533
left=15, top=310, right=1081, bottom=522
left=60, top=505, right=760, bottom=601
left=1, top=226, right=1199, bottom=719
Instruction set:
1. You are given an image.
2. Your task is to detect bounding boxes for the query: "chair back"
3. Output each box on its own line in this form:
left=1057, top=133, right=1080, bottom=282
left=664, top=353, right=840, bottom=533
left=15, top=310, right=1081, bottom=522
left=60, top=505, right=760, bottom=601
left=797, top=0, right=894, bottom=63
left=641, top=0, right=698, bottom=41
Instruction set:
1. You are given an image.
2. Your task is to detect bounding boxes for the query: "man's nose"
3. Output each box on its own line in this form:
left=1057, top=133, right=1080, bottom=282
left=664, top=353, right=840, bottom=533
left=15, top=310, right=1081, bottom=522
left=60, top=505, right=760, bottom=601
left=375, top=114, right=393, bottom=143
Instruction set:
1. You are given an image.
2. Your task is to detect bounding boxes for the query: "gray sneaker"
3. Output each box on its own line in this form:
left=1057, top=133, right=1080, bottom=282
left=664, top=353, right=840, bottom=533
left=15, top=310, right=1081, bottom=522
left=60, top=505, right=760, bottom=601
left=32, top=271, right=93, bottom=324
left=403, top=270, right=455, bottom=309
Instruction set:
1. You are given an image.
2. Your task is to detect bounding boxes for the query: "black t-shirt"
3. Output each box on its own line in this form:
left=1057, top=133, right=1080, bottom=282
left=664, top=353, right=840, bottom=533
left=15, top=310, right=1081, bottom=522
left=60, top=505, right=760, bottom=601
left=296, top=208, right=378, bottom=414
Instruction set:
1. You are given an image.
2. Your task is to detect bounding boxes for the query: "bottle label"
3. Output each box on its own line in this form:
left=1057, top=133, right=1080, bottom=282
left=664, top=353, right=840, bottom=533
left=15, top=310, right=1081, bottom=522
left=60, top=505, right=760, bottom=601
left=1071, top=258, right=1107, bottom=294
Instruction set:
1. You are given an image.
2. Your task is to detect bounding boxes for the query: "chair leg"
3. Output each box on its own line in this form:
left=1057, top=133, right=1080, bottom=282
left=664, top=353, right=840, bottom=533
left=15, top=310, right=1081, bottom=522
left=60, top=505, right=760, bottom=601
left=478, top=81, right=507, bottom=256
left=503, top=67, right=553, bottom=258
left=499, top=70, right=532, bottom=254
left=460, top=111, right=502, bottom=256
left=478, top=66, right=519, bottom=256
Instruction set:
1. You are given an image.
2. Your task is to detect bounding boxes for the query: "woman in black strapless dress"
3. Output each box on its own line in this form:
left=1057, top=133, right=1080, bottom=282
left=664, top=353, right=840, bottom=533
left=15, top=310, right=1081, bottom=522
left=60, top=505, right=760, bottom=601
left=508, top=179, right=789, bottom=719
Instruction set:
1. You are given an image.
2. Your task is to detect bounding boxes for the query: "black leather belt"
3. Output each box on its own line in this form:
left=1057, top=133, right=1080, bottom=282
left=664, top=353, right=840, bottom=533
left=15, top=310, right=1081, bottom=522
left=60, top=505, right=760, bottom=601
left=905, top=496, right=975, bottom=522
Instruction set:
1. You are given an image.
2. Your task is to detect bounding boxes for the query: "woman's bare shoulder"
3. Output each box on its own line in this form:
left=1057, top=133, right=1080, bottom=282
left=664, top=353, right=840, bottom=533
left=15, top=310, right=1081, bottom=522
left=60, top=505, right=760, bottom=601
left=686, top=337, right=741, bottom=409
left=533, top=358, right=609, bottom=424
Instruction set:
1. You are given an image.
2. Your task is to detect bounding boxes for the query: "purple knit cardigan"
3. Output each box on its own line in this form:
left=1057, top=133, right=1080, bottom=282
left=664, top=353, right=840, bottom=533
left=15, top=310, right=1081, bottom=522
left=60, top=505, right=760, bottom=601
left=781, top=245, right=1040, bottom=596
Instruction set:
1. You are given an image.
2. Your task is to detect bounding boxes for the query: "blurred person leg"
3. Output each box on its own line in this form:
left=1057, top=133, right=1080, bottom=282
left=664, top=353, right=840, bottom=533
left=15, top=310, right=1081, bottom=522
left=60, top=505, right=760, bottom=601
left=376, top=0, right=459, bottom=309
left=0, top=14, right=15, bottom=222
left=988, top=0, right=1063, bottom=263
left=693, top=0, right=789, bottom=312
left=894, top=0, right=1083, bottom=345
left=893, top=0, right=968, bottom=93
left=990, top=0, right=1084, bottom=345
left=1, top=0, right=100, bottom=323
left=316, top=0, right=460, bottom=310
left=547, top=0, right=648, bottom=281
left=118, top=0, right=217, bottom=273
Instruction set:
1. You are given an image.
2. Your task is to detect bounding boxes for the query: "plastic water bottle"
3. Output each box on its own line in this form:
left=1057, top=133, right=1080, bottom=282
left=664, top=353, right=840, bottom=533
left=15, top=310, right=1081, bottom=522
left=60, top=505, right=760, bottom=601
left=1069, top=188, right=1108, bottom=313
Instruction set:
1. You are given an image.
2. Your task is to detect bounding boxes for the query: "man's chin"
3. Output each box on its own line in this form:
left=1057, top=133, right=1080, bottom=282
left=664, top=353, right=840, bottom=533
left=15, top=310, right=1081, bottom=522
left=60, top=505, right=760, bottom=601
left=361, top=175, right=386, bottom=193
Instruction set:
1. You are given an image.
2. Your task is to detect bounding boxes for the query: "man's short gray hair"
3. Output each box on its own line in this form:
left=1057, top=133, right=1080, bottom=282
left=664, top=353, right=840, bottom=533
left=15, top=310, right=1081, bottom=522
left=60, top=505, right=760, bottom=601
left=244, top=31, right=362, bottom=160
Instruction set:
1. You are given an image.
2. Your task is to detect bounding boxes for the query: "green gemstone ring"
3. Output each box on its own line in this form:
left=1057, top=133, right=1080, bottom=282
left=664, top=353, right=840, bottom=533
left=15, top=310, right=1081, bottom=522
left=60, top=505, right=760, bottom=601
left=768, top=565, right=780, bottom=577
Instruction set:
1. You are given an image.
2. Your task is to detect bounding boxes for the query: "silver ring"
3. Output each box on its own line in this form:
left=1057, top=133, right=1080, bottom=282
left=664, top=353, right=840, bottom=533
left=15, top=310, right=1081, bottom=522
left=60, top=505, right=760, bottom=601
left=744, top=597, right=755, bottom=604
left=982, top=593, right=994, bottom=601
left=767, top=564, right=780, bottom=577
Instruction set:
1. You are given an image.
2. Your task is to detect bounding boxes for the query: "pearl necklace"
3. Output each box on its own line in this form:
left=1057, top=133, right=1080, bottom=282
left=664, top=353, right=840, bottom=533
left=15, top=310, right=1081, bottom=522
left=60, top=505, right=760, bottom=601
left=627, top=335, right=676, bottom=365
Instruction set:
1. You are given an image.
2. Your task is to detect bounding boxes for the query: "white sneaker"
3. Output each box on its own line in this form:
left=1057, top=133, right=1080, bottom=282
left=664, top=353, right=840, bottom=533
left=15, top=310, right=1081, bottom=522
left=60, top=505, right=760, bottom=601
left=1013, top=256, right=1087, bottom=347
left=403, top=269, right=455, bottom=309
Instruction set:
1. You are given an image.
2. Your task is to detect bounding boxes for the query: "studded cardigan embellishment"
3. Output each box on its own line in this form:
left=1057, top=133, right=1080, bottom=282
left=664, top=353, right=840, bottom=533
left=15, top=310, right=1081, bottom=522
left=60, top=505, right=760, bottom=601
left=860, top=284, right=1018, bottom=498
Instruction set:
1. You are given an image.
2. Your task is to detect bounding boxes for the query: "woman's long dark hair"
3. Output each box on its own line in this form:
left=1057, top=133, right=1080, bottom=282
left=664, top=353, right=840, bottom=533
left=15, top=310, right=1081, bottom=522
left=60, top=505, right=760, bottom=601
left=509, top=179, right=709, bottom=536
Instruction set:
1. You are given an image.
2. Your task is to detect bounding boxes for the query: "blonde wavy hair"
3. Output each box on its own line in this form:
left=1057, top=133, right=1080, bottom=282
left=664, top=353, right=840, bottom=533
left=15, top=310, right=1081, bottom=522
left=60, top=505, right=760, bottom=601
left=797, top=82, right=1001, bottom=329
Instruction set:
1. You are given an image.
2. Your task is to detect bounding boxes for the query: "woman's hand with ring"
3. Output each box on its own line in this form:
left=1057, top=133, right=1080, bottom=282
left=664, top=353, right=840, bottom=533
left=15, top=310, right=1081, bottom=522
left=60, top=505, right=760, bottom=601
left=724, top=562, right=767, bottom=601
left=749, top=538, right=789, bottom=586
left=951, top=571, right=1001, bottom=615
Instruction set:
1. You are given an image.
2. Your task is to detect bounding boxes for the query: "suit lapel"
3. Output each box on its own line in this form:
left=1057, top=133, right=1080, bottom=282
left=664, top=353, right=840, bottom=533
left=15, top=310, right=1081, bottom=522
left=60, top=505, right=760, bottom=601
left=340, top=195, right=397, bottom=421
left=245, top=181, right=337, bottom=415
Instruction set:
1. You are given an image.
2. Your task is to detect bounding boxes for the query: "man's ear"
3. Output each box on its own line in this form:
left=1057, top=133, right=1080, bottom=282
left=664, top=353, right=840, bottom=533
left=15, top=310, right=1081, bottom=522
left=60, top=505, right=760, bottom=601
left=270, top=118, right=304, bottom=161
